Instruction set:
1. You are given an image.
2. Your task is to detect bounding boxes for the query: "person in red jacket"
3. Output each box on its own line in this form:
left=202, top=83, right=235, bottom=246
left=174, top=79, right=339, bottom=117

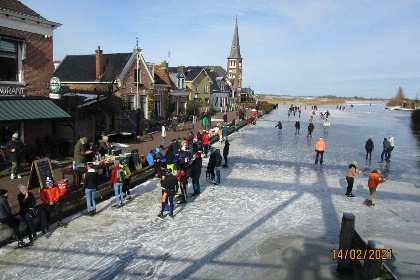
left=315, top=137, right=326, bottom=164
left=40, top=177, right=65, bottom=234
left=110, top=160, right=124, bottom=208
left=177, top=169, right=188, bottom=204
left=202, top=132, right=210, bottom=158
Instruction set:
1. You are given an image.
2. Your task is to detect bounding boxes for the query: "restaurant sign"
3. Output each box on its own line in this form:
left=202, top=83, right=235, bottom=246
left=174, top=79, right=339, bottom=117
left=0, top=86, right=25, bottom=95
left=49, top=77, right=61, bottom=93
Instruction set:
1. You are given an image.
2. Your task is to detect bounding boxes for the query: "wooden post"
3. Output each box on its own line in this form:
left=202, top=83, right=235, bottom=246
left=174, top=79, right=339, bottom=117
left=337, top=213, right=355, bottom=274
left=362, top=240, right=385, bottom=280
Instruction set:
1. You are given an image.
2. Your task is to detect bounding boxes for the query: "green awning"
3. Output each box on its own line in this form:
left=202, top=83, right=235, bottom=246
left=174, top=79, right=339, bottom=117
left=0, top=99, right=71, bottom=121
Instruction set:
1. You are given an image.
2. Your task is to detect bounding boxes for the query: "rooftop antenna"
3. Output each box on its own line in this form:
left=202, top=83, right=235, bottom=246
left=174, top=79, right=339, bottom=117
left=236, top=14, right=237, bottom=23
left=136, top=34, right=139, bottom=48
left=168, top=51, right=170, bottom=66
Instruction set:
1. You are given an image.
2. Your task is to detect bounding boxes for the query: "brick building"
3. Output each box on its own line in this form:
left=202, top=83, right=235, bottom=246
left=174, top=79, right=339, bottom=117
left=53, top=46, right=172, bottom=143
left=0, top=0, right=70, bottom=158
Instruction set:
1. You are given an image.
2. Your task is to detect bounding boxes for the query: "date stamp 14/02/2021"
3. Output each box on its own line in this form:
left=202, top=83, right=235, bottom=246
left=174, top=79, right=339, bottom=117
left=331, top=249, right=393, bottom=260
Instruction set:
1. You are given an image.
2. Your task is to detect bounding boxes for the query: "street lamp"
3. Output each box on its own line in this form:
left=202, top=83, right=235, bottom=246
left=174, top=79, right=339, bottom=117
left=194, top=92, right=198, bottom=117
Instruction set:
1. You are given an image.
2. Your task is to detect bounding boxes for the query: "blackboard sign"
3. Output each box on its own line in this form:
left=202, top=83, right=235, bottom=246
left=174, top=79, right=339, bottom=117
left=131, top=149, right=141, bottom=170
left=27, top=158, right=54, bottom=190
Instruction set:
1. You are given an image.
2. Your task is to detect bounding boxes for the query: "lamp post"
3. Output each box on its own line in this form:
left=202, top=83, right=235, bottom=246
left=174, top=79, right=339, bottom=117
left=194, top=92, right=198, bottom=118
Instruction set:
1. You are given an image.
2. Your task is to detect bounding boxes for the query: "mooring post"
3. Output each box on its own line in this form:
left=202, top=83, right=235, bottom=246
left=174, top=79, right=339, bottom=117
left=362, top=240, right=385, bottom=280
left=337, top=213, right=355, bottom=274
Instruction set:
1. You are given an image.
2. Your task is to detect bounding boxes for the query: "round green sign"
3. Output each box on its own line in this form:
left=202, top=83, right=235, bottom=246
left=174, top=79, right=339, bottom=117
left=49, top=77, right=61, bottom=93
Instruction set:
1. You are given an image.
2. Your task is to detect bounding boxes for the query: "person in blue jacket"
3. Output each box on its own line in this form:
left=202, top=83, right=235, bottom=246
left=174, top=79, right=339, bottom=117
left=147, top=150, right=156, bottom=166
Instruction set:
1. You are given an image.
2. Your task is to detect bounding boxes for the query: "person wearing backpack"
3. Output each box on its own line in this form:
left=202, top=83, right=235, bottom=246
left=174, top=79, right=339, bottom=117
left=120, top=160, right=132, bottom=200
left=110, top=160, right=125, bottom=208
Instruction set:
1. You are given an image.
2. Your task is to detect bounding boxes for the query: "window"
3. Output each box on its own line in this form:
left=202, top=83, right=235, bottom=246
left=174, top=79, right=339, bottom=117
left=181, top=97, right=187, bottom=114
left=134, top=68, right=141, bottom=84
left=140, top=95, right=147, bottom=119
left=181, top=78, right=185, bottom=89
left=155, top=94, right=161, bottom=117
left=127, top=94, right=135, bottom=110
left=203, top=84, right=208, bottom=93
left=0, top=38, right=23, bottom=82
left=195, top=84, right=199, bottom=92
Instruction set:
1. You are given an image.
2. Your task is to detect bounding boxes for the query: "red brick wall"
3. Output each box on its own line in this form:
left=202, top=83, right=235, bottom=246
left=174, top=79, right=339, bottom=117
left=0, top=26, right=54, bottom=97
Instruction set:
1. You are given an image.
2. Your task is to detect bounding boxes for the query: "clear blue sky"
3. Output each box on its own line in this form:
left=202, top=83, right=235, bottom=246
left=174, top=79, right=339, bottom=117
left=23, top=0, right=420, bottom=99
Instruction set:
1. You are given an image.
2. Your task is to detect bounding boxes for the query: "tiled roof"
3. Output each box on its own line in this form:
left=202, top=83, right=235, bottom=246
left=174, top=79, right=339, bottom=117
left=168, top=66, right=226, bottom=79
left=0, top=0, right=44, bottom=19
left=185, top=67, right=204, bottom=82
left=200, top=66, right=227, bottom=78
left=54, top=53, right=132, bottom=82
left=206, top=70, right=220, bottom=92
left=154, top=65, right=171, bottom=86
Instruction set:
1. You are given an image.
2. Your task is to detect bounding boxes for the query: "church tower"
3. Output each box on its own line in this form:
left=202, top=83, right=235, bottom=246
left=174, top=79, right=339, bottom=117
left=227, top=16, right=242, bottom=103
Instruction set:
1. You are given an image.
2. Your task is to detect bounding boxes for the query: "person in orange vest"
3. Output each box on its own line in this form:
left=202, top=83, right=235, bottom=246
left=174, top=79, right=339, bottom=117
left=315, top=137, right=325, bottom=164
left=364, top=169, right=385, bottom=206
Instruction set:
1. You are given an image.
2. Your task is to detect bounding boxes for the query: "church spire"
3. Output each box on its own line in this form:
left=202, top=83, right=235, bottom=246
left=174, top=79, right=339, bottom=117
left=228, top=16, right=241, bottom=59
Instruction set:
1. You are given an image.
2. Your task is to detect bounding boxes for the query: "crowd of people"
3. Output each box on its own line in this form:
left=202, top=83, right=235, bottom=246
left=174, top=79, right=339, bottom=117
left=148, top=124, right=236, bottom=219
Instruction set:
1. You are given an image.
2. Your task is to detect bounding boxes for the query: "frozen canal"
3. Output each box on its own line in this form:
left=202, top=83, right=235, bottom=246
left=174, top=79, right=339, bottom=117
left=0, top=103, right=419, bottom=280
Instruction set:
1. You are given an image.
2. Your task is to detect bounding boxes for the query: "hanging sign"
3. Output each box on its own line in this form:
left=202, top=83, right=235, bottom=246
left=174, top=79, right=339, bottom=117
left=49, top=77, right=61, bottom=93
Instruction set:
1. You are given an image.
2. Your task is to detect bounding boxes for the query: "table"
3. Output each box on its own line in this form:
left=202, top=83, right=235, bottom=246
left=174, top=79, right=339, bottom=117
left=60, top=163, right=112, bottom=190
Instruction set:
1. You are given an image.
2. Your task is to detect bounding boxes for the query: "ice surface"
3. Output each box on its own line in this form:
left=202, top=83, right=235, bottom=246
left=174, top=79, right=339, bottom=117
left=0, top=103, right=419, bottom=279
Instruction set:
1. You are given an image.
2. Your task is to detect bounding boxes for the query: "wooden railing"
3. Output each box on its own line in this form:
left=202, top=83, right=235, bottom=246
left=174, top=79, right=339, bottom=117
left=337, top=213, right=398, bottom=280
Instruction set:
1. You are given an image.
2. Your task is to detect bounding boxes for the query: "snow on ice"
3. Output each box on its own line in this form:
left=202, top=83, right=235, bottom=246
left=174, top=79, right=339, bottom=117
left=0, top=103, right=419, bottom=280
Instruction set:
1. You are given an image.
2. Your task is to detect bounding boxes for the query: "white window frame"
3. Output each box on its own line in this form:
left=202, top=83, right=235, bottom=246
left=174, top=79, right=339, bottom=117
left=0, top=38, right=24, bottom=83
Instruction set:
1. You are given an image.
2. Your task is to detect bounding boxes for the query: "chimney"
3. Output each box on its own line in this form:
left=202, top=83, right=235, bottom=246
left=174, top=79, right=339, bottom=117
left=177, top=65, right=185, bottom=74
left=95, top=46, right=103, bottom=80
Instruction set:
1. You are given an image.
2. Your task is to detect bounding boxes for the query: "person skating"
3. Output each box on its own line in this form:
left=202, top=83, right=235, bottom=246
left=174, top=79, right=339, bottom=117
left=84, top=164, right=98, bottom=215
left=0, top=189, right=25, bottom=247
left=214, top=149, right=223, bottom=185
left=17, top=184, right=37, bottom=242
left=40, top=177, right=66, bottom=233
left=365, top=137, right=374, bottom=161
left=307, top=122, right=314, bottom=138
left=380, top=138, right=390, bottom=163
left=223, top=140, right=230, bottom=167
left=177, top=169, right=188, bottom=204
left=222, top=125, right=229, bottom=142
left=110, top=160, right=125, bottom=208
left=208, top=148, right=216, bottom=182
left=120, top=160, right=132, bottom=199
left=4, top=133, right=24, bottom=179
left=364, top=169, right=385, bottom=206
left=388, top=136, right=395, bottom=160
left=190, top=152, right=202, bottom=196
left=165, top=144, right=175, bottom=174
left=345, top=161, right=361, bottom=197
left=315, top=137, right=325, bottom=164
left=323, top=118, right=330, bottom=135
left=275, top=121, right=283, bottom=135
left=157, top=168, right=178, bottom=219
left=295, top=120, right=300, bottom=135
left=202, top=132, right=210, bottom=157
